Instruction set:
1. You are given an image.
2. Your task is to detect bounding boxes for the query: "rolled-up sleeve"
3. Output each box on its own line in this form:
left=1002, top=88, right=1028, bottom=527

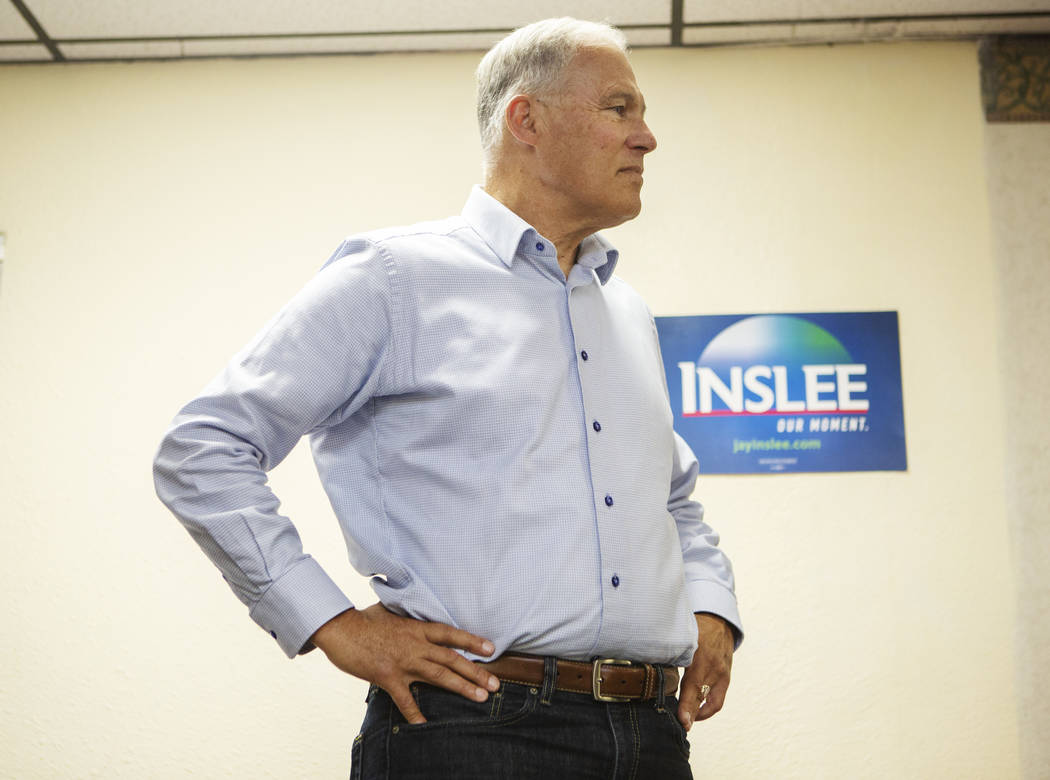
left=153, top=239, right=395, bottom=657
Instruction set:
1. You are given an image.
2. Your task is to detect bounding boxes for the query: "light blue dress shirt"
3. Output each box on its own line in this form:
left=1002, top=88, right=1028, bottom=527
left=154, top=187, right=741, bottom=666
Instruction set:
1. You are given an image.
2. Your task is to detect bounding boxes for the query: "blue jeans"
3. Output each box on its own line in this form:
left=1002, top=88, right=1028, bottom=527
left=350, top=658, right=692, bottom=779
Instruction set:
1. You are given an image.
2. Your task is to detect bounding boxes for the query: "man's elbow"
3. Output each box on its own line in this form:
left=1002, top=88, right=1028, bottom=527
left=152, top=427, right=202, bottom=510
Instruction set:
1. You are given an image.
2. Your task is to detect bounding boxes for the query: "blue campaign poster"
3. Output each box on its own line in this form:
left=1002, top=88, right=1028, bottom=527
left=654, top=312, right=907, bottom=474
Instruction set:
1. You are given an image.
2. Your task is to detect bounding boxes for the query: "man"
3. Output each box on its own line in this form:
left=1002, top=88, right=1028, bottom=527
left=155, top=17, right=741, bottom=779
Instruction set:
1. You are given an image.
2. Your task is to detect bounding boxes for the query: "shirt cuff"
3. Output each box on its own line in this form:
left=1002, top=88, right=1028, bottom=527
left=687, top=579, right=744, bottom=650
left=249, top=556, right=354, bottom=658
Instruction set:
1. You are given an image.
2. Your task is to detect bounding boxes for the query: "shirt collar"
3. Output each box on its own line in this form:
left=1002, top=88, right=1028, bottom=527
left=461, top=185, right=619, bottom=285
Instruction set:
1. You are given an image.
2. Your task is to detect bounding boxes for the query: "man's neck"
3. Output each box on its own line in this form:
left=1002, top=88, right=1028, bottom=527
left=483, top=176, right=599, bottom=279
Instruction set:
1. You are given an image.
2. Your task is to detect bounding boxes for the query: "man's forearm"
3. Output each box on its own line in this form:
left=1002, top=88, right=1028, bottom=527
left=154, top=417, right=352, bottom=656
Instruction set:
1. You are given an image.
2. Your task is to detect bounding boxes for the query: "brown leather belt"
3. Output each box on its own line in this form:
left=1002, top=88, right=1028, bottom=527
left=481, top=653, right=679, bottom=702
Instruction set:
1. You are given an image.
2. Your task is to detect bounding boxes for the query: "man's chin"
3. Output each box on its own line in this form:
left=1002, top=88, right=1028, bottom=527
left=599, top=213, right=632, bottom=230
left=619, top=197, right=644, bottom=222
left=588, top=195, right=644, bottom=231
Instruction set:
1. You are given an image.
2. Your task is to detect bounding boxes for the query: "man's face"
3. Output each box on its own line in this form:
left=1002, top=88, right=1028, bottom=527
left=534, top=45, right=657, bottom=231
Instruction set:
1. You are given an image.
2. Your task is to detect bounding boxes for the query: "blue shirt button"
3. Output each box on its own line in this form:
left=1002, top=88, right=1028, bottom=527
left=593, top=420, right=601, bottom=432
left=611, top=575, right=620, bottom=587
left=580, top=350, right=589, bottom=361
left=535, top=241, right=545, bottom=252
left=604, top=494, right=614, bottom=506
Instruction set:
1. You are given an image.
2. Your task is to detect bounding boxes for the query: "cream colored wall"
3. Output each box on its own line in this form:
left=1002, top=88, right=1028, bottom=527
left=985, top=121, right=1050, bottom=780
left=0, top=42, right=1021, bottom=778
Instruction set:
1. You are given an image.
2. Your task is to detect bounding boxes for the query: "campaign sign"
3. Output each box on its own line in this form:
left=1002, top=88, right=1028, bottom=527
left=654, top=312, right=907, bottom=474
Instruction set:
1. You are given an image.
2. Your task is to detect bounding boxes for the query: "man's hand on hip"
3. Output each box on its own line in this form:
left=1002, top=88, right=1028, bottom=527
left=310, top=603, right=500, bottom=724
left=678, top=612, right=734, bottom=731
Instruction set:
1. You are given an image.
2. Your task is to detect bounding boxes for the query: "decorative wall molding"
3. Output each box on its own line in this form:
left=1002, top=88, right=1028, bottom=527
left=979, top=35, right=1050, bottom=122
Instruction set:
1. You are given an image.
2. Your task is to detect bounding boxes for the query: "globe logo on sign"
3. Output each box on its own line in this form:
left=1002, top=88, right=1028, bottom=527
left=700, top=314, right=852, bottom=368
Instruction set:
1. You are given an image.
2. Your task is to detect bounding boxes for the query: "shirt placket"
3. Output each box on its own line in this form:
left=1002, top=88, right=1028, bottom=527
left=565, top=270, right=625, bottom=655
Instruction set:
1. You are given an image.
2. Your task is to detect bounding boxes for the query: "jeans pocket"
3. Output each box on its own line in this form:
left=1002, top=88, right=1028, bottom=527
left=395, top=682, right=538, bottom=733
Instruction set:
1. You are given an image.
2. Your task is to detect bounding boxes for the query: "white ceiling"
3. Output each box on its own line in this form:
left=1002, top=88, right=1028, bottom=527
left=2, top=0, right=1049, bottom=64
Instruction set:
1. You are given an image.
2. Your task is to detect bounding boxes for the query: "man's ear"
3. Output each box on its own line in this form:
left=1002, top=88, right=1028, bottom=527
left=504, top=94, right=540, bottom=148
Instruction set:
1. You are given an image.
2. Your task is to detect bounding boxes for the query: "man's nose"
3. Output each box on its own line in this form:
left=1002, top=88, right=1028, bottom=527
left=633, top=121, right=657, bottom=153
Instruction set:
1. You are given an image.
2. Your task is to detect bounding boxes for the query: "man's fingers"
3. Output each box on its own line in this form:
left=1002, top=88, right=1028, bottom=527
left=389, top=686, right=426, bottom=725
left=677, top=662, right=724, bottom=729
left=418, top=623, right=500, bottom=692
left=417, top=659, right=491, bottom=702
left=424, top=621, right=496, bottom=657
left=694, top=681, right=725, bottom=722
left=677, top=662, right=702, bottom=728
left=429, top=645, right=501, bottom=692
left=678, top=673, right=727, bottom=729
left=677, top=682, right=701, bottom=730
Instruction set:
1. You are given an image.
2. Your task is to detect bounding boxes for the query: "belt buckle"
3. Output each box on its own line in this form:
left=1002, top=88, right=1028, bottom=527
left=592, top=658, right=632, bottom=702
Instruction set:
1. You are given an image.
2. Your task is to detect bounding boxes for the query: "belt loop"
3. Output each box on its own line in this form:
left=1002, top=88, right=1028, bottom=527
left=540, top=656, right=558, bottom=706
left=655, top=666, right=666, bottom=711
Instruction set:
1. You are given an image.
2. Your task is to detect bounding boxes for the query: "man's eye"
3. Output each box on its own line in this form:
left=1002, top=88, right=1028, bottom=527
left=608, top=105, right=627, bottom=115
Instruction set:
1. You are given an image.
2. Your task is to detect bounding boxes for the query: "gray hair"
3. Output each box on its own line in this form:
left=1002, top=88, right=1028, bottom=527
left=475, top=18, right=627, bottom=168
